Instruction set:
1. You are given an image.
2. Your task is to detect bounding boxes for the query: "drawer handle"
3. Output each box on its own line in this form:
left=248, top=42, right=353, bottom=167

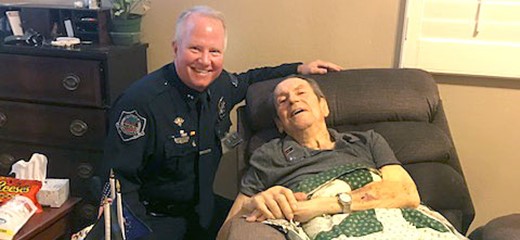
left=0, top=112, right=6, bottom=128
left=77, top=163, right=93, bottom=178
left=70, top=119, right=88, bottom=136
left=62, top=74, right=81, bottom=91
left=0, top=154, right=15, bottom=171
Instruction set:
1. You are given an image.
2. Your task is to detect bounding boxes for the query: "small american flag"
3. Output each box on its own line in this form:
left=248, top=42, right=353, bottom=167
left=94, top=179, right=151, bottom=240
left=100, top=181, right=112, bottom=203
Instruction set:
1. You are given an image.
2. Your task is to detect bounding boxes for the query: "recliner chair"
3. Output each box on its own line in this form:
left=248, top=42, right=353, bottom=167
left=234, top=68, right=475, bottom=235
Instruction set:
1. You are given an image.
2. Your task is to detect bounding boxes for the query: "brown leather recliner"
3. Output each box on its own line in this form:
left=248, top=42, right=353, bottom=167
left=234, top=68, right=475, bottom=235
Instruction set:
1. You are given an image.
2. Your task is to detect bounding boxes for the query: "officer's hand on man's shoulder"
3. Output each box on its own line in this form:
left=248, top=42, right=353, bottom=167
left=297, top=60, right=344, bottom=75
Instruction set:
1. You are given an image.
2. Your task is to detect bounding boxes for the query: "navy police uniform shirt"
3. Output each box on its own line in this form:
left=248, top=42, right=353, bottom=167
left=103, top=62, right=299, bottom=228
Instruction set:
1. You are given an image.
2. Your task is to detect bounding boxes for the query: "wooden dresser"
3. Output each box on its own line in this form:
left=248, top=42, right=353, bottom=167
left=0, top=44, right=147, bottom=228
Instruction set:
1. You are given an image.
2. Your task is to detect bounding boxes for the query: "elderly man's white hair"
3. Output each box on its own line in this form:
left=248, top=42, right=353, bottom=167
left=174, top=5, right=227, bottom=49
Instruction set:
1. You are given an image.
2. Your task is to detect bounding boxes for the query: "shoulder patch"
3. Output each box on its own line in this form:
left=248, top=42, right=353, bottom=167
left=116, top=110, right=147, bottom=142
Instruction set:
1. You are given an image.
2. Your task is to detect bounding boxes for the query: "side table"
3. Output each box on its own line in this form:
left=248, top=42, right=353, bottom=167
left=14, top=197, right=81, bottom=240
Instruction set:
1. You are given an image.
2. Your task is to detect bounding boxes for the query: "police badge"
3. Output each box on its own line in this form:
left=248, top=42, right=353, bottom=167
left=172, top=130, right=190, bottom=144
left=217, top=97, right=226, bottom=121
left=116, top=110, right=147, bottom=142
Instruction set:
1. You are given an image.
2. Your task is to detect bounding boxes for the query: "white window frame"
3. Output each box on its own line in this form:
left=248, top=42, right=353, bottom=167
left=399, top=0, right=520, bottom=79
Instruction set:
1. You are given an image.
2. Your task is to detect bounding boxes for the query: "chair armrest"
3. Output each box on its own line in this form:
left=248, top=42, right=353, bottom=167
left=236, top=106, right=252, bottom=191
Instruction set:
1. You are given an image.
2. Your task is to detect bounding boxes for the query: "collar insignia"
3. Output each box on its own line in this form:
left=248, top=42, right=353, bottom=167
left=228, top=72, right=239, bottom=88
left=283, top=145, right=295, bottom=161
left=174, top=117, right=184, bottom=127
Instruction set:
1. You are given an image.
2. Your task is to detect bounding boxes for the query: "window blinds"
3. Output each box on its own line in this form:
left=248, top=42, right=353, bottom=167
left=400, top=0, right=520, bottom=78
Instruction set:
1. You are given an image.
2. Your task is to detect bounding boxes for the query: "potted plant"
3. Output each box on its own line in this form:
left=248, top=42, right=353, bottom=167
left=110, top=0, right=150, bottom=45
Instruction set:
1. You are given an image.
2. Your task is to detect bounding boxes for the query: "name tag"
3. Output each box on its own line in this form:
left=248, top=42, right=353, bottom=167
left=199, top=149, right=212, bottom=155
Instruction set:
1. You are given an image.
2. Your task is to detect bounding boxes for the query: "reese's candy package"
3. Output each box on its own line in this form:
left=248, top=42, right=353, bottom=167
left=0, top=177, right=42, bottom=213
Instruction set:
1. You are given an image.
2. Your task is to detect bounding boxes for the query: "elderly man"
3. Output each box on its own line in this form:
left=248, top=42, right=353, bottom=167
left=102, top=5, right=342, bottom=240
left=220, top=76, right=466, bottom=239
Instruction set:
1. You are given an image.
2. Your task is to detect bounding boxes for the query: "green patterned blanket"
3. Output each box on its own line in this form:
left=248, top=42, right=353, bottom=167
left=264, top=163, right=467, bottom=240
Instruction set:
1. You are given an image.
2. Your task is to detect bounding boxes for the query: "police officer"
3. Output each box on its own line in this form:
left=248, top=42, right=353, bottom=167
left=103, top=5, right=343, bottom=239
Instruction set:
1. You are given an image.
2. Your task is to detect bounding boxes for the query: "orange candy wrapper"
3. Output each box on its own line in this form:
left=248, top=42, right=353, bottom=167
left=0, top=177, right=43, bottom=213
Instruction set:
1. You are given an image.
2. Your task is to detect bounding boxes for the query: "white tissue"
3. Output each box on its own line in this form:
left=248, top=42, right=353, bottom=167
left=10, top=153, right=47, bottom=182
left=9, top=153, right=69, bottom=208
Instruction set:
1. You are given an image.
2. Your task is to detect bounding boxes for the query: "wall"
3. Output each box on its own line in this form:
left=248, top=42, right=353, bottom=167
left=141, top=0, right=520, bottom=233
left=142, top=0, right=401, bottom=72
left=437, top=75, right=520, bottom=232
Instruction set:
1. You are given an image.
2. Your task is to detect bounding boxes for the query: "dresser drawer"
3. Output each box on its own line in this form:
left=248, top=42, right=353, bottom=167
left=0, top=100, right=106, bottom=150
left=0, top=141, right=102, bottom=182
left=0, top=54, right=104, bottom=107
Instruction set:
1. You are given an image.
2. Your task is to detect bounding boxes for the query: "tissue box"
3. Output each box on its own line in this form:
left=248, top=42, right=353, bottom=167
left=36, top=179, right=69, bottom=208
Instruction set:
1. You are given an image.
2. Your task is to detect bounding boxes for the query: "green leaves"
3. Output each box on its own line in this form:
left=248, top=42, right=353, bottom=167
left=111, top=0, right=150, bottom=19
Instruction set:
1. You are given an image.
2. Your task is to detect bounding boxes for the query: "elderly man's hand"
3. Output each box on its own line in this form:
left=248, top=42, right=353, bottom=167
left=243, top=186, right=306, bottom=222
left=293, top=197, right=334, bottom=223
left=297, top=60, right=344, bottom=75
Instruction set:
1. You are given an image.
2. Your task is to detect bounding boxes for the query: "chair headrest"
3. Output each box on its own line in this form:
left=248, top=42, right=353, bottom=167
left=245, top=68, right=439, bottom=132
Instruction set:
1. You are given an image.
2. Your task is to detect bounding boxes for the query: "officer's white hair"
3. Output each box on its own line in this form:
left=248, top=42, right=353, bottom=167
left=174, top=5, right=227, bottom=49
